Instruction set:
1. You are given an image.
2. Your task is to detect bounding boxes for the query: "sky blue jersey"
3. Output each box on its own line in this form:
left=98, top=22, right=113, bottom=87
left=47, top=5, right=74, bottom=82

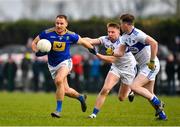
left=39, top=27, right=79, bottom=67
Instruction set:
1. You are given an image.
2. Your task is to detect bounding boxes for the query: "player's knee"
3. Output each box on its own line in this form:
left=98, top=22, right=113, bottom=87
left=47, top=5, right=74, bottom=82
left=130, top=85, right=137, bottom=92
left=64, top=87, right=70, bottom=93
left=55, top=78, right=63, bottom=87
left=100, top=88, right=110, bottom=96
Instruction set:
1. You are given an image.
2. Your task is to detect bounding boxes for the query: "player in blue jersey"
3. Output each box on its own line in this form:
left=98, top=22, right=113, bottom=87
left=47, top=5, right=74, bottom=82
left=31, top=15, right=96, bottom=118
left=113, top=14, right=167, bottom=120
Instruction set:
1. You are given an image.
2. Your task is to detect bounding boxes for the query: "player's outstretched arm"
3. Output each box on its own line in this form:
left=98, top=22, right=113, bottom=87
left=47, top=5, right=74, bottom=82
left=96, top=53, right=117, bottom=63
left=77, top=37, right=97, bottom=55
left=83, top=37, right=101, bottom=45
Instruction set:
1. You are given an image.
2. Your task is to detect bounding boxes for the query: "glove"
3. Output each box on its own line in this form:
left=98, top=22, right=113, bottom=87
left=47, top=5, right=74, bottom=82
left=88, top=47, right=97, bottom=55
left=35, top=51, right=48, bottom=57
left=147, top=60, right=155, bottom=70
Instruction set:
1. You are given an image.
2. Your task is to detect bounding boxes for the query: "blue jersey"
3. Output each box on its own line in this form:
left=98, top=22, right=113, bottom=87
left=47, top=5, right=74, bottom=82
left=39, top=27, right=79, bottom=67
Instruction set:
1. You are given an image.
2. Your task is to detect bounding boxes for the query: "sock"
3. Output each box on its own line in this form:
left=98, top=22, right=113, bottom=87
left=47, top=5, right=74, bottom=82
left=77, top=95, right=84, bottom=102
left=92, top=108, right=99, bottom=115
left=56, top=100, right=62, bottom=112
left=150, top=96, right=160, bottom=106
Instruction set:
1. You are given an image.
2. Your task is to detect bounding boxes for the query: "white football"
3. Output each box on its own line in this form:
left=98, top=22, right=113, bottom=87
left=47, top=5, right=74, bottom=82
left=37, top=39, right=52, bottom=52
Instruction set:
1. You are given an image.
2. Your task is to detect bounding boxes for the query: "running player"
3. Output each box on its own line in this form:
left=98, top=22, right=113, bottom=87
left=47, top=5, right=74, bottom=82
left=113, top=14, right=167, bottom=120
left=31, top=14, right=95, bottom=118
left=84, top=22, right=136, bottom=118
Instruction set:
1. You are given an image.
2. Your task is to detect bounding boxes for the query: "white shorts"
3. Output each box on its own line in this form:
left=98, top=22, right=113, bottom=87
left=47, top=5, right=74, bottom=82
left=139, top=58, right=160, bottom=81
left=48, top=59, right=73, bottom=79
left=109, top=65, right=136, bottom=85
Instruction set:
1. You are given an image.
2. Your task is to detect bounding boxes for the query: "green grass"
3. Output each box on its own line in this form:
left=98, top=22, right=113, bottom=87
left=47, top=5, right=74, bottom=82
left=0, top=91, right=180, bottom=126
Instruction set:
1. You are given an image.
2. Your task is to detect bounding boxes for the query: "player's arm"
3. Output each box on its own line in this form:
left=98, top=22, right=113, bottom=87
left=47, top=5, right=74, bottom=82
left=31, top=36, right=40, bottom=52
left=77, top=36, right=97, bottom=55
left=83, top=37, right=101, bottom=45
left=145, top=35, right=158, bottom=61
left=96, top=53, right=117, bottom=63
left=113, top=44, right=126, bottom=57
left=31, top=36, right=47, bottom=57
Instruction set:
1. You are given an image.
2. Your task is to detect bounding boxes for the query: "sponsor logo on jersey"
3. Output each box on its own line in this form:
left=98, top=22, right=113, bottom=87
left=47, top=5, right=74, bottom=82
left=129, top=47, right=139, bottom=54
left=50, top=36, right=56, bottom=38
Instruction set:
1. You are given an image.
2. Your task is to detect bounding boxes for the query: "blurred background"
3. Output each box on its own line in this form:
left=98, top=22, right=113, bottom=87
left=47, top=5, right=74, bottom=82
left=0, top=0, right=179, bottom=95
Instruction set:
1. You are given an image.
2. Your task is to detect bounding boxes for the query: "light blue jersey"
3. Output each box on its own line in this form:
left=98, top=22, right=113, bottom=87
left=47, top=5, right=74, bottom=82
left=39, top=27, right=79, bottom=67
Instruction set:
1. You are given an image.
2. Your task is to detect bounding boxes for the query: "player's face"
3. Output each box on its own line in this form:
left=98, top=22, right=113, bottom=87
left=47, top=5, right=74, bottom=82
left=120, top=22, right=127, bottom=33
left=107, top=27, right=120, bottom=42
left=55, top=17, right=68, bottom=34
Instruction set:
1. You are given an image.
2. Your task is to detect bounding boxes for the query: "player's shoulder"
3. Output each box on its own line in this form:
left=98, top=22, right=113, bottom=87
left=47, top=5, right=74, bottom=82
left=99, top=36, right=109, bottom=41
left=44, top=27, right=56, bottom=34
left=133, top=28, right=146, bottom=36
left=66, top=30, right=77, bottom=35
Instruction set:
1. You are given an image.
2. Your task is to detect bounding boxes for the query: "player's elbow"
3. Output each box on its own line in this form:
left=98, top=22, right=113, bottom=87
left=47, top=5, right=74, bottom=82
left=114, top=52, right=124, bottom=57
left=108, top=59, right=116, bottom=63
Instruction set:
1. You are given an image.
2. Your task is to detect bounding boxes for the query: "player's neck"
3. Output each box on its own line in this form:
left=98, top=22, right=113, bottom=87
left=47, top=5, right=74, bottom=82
left=127, top=26, right=134, bottom=35
left=56, top=29, right=67, bottom=35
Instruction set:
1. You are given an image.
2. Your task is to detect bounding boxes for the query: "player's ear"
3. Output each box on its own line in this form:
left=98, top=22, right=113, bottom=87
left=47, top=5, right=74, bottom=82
left=65, top=21, right=68, bottom=27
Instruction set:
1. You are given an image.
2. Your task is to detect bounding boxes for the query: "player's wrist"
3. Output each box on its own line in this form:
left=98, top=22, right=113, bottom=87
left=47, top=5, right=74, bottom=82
left=150, top=59, right=155, bottom=63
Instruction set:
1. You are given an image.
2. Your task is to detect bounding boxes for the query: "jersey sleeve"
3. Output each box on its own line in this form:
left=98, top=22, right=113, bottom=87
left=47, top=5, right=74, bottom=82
left=120, top=36, right=127, bottom=46
left=70, top=33, right=79, bottom=44
left=98, top=36, right=106, bottom=45
left=39, top=30, right=47, bottom=39
left=136, top=30, right=148, bottom=44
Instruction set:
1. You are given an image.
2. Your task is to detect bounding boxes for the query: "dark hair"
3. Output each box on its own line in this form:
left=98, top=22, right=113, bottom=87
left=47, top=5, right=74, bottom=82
left=56, top=14, right=68, bottom=22
left=107, top=22, right=120, bottom=29
left=120, top=14, right=135, bottom=24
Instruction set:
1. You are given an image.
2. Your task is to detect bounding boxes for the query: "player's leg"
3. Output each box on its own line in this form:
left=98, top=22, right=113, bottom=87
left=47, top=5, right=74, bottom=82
left=64, top=77, right=87, bottom=112
left=130, top=74, right=153, bottom=99
left=130, top=74, right=167, bottom=120
left=51, top=66, right=69, bottom=118
left=144, top=81, right=167, bottom=120
left=118, top=84, right=131, bottom=101
left=121, top=66, right=137, bottom=102
left=89, top=72, right=119, bottom=118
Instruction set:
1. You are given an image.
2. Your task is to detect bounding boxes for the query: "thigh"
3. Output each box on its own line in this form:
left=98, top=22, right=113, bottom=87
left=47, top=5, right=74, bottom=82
left=48, top=59, right=73, bottom=80
left=102, top=71, right=120, bottom=90
left=132, top=73, right=149, bottom=87
left=55, top=66, right=70, bottom=83
left=143, top=80, right=155, bottom=94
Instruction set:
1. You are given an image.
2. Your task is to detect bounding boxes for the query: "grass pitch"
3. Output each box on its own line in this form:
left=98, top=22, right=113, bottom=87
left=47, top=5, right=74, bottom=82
left=0, top=91, right=180, bottom=126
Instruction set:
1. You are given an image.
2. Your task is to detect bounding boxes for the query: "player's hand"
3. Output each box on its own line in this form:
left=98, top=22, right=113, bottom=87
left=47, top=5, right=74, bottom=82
left=147, top=60, right=155, bottom=70
left=88, top=47, right=97, bottom=55
left=35, top=51, right=48, bottom=57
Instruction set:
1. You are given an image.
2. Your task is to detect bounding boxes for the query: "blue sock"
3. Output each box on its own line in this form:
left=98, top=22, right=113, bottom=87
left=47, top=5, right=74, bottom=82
left=56, top=100, right=62, bottom=112
left=151, top=96, right=160, bottom=106
left=93, top=108, right=99, bottom=115
left=77, top=95, right=84, bottom=102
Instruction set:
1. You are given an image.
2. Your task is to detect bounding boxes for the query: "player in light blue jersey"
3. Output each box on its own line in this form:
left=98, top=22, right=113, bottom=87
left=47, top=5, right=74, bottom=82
left=31, top=15, right=95, bottom=118
left=113, top=14, right=167, bottom=120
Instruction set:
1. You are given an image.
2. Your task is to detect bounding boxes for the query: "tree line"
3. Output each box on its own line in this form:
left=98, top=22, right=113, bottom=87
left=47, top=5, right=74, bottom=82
left=0, top=17, right=180, bottom=51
